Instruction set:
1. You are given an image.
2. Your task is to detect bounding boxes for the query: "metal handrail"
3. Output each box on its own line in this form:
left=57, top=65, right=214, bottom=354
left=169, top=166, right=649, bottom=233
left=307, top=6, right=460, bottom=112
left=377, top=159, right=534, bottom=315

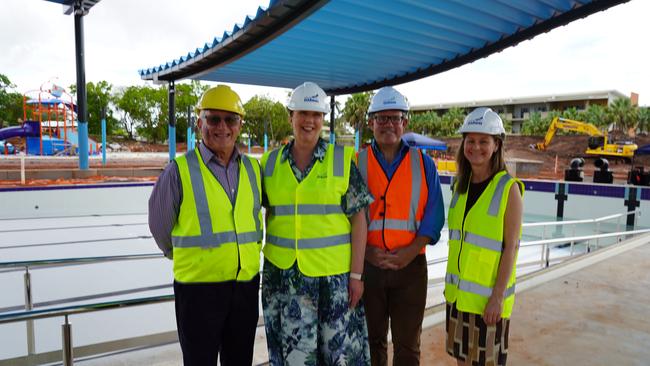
left=0, top=253, right=164, bottom=274
left=522, top=209, right=640, bottom=228
left=0, top=295, right=174, bottom=325
left=520, top=228, right=650, bottom=247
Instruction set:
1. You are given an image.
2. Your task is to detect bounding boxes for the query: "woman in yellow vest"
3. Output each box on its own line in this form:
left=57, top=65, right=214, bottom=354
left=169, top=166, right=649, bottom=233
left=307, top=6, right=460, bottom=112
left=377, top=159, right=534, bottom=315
left=445, top=108, right=523, bottom=366
left=261, top=82, right=372, bottom=365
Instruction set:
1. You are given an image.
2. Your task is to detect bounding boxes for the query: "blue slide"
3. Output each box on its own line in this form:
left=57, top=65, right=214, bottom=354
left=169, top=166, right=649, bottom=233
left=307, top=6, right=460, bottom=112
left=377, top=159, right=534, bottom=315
left=0, top=121, right=40, bottom=140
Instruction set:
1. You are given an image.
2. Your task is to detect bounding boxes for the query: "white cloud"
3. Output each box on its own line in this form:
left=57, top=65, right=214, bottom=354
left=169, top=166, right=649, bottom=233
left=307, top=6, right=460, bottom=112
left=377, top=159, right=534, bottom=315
left=1, top=0, right=648, bottom=107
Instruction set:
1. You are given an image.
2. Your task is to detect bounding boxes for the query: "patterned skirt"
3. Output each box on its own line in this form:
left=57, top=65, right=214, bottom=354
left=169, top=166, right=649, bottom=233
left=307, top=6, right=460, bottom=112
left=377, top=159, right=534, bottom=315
left=262, top=259, right=371, bottom=366
left=446, top=302, right=509, bottom=366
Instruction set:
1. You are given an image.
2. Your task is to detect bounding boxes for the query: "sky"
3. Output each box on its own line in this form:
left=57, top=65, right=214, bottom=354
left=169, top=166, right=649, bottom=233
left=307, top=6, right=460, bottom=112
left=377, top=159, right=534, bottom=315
left=1, top=0, right=649, bottom=107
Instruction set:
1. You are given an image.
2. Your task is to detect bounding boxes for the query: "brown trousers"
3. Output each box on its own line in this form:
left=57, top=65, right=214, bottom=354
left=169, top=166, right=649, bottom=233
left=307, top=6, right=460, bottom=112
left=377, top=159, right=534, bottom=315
left=363, top=254, right=428, bottom=366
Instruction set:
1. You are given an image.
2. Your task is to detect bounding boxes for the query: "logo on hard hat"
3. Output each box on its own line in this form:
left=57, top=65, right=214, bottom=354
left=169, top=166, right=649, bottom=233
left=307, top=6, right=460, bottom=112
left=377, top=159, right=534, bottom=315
left=383, top=96, right=397, bottom=105
left=304, top=94, right=319, bottom=103
left=467, top=116, right=484, bottom=125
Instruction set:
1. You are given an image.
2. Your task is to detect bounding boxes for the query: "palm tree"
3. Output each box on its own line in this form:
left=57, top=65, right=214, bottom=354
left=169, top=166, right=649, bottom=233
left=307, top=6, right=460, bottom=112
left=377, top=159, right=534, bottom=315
left=409, top=111, right=441, bottom=136
left=608, top=97, right=637, bottom=134
left=583, top=104, right=608, bottom=129
left=637, top=107, right=650, bottom=134
left=342, top=92, right=373, bottom=143
left=440, top=107, right=466, bottom=136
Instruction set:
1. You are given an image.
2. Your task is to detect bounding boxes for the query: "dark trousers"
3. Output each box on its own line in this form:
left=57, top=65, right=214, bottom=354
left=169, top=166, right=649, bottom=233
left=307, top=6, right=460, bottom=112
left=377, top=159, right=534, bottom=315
left=363, top=254, right=428, bottom=366
left=174, top=275, right=260, bottom=366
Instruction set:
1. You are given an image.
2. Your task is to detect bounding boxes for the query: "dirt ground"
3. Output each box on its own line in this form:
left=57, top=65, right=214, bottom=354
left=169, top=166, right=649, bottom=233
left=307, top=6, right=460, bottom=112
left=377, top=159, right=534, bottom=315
left=439, top=135, right=650, bottom=182
left=2, top=135, right=650, bottom=185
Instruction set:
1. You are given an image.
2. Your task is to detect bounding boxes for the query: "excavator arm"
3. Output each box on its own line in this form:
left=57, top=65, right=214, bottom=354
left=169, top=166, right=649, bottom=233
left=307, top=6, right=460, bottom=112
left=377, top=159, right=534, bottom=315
left=533, top=117, right=603, bottom=150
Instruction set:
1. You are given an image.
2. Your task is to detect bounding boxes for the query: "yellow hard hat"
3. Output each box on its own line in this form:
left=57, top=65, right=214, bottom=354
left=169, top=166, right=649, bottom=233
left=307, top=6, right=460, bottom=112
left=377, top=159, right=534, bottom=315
left=195, top=85, right=245, bottom=117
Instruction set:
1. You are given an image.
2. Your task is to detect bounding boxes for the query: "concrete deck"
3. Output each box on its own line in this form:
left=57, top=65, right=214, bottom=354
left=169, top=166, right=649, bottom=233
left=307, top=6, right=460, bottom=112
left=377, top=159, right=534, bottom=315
left=418, top=234, right=650, bottom=366
left=75, top=234, right=650, bottom=366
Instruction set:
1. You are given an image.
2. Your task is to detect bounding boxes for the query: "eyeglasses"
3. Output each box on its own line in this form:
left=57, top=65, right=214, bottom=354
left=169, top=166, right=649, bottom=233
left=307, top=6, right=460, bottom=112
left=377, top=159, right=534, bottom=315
left=373, top=115, right=404, bottom=125
left=202, top=114, right=241, bottom=127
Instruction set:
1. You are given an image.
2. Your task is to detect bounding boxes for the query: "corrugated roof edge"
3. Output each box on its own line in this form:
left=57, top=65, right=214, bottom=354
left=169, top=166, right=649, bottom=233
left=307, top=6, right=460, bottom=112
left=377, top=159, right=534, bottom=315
left=138, top=0, right=328, bottom=82
left=326, top=0, right=629, bottom=95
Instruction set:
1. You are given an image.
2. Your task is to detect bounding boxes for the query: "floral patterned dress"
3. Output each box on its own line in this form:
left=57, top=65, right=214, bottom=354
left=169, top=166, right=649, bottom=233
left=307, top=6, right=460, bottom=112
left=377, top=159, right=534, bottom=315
left=262, top=139, right=373, bottom=365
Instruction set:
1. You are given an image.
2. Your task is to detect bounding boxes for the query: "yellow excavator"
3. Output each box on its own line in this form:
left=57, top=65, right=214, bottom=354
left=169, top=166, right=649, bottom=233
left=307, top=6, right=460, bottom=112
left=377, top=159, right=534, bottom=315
left=531, top=117, right=637, bottom=161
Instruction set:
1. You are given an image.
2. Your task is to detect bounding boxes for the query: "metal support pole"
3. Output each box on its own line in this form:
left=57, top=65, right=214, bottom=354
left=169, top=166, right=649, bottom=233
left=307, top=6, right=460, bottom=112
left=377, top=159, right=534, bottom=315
left=329, top=95, right=335, bottom=144
left=546, top=246, right=551, bottom=268
left=74, top=0, right=89, bottom=170
left=62, top=315, right=73, bottom=366
left=554, top=182, right=567, bottom=237
left=101, top=107, right=106, bottom=166
left=264, top=119, right=268, bottom=152
left=186, top=105, right=192, bottom=152
left=24, top=268, right=36, bottom=361
left=168, top=81, right=176, bottom=162
left=624, top=187, right=640, bottom=229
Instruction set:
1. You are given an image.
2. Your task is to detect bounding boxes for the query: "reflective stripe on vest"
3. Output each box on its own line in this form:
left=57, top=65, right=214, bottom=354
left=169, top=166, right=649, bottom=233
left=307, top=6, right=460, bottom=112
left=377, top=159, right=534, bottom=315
left=266, top=233, right=351, bottom=249
left=358, top=147, right=424, bottom=237
left=262, top=144, right=353, bottom=277
left=172, top=151, right=262, bottom=248
left=445, top=273, right=515, bottom=298
left=269, top=204, right=343, bottom=216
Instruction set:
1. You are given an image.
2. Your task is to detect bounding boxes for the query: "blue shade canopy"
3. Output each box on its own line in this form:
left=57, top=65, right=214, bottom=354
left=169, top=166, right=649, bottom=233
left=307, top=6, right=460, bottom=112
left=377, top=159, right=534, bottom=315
left=402, top=132, right=447, bottom=151
left=139, top=0, right=628, bottom=95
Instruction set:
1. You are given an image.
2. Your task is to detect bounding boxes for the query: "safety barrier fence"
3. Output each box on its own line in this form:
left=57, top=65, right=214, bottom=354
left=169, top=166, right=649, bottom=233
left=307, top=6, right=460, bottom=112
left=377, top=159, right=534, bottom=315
left=0, top=210, right=645, bottom=366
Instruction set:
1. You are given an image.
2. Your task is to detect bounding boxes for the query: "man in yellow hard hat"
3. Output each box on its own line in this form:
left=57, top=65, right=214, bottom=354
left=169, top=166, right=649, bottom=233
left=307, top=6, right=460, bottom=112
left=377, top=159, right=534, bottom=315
left=149, top=85, right=263, bottom=365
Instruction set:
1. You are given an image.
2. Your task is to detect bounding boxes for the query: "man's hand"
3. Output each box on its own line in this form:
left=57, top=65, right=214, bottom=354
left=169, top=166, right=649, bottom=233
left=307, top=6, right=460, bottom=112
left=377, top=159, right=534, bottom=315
left=365, top=246, right=386, bottom=268
left=348, top=278, right=364, bottom=308
left=381, top=245, right=419, bottom=270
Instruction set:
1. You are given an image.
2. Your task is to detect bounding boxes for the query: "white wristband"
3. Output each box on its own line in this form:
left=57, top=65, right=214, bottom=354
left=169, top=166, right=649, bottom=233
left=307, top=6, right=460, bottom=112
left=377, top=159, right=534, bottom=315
left=350, top=272, right=363, bottom=281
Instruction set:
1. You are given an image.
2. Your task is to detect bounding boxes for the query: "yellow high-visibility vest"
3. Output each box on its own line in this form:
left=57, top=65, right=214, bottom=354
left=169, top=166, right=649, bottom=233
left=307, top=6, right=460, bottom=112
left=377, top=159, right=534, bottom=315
left=171, top=148, right=262, bottom=283
left=262, top=144, right=353, bottom=277
left=444, top=170, right=524, bottom=318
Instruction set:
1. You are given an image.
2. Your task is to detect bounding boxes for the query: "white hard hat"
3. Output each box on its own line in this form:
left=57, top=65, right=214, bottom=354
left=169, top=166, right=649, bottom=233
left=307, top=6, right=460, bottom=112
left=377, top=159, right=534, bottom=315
left=287, top=81, right=329, bottom=114
left=368, top=86, right=409, bottom=114
left=458, top=107, right=505, bottom=136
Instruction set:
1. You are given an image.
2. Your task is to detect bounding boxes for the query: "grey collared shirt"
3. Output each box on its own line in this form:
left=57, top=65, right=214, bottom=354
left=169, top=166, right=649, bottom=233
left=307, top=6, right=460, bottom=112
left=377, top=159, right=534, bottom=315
left=148, top=142, right=242, bottom=258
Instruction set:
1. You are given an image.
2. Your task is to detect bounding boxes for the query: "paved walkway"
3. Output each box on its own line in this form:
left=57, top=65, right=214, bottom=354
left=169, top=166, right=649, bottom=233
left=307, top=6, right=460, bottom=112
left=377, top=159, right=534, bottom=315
left=417, top=234, right=650, bottom=366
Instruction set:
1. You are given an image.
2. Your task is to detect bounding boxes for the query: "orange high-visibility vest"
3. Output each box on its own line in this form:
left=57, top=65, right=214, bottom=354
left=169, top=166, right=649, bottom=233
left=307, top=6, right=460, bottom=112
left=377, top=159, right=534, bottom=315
left=358, top=146, right=428, bottom=253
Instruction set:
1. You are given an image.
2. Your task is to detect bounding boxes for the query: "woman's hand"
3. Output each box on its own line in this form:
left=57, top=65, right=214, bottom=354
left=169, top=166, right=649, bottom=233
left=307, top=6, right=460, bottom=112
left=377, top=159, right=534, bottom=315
left=483, top=294, right=504, bottom=325
left=348, top=278, right=364, bottom=308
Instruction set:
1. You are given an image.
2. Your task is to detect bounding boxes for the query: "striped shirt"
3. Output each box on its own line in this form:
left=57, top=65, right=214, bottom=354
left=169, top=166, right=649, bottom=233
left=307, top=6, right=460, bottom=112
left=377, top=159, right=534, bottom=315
left=148, top=142, right=242, bottom=258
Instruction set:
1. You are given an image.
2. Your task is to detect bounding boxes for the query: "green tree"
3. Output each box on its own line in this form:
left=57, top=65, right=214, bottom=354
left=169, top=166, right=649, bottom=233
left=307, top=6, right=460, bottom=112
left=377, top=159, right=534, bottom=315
left=439, top=107, right=465, bottom=136
left=408, top=111, right=441, bottom=136
left=521, top=110, right=560, bottom=136
left=341, top=92, right=373, bottom=142
left=243, top=95, right=290, bottom=146
left=608, top=97, right=637, bottom=134
left=637, top=107, right=650, bottom=134
left=0, top=74, right=24, bottom=128
left=70, top=81, right=119, bottom=136
left=583, top=104, right=609, bottom=129
left=157, top=81, right=207, bottom=143
left=115, top=85, right=161, bottom=141
left=561, top=107, right=582, bottom=122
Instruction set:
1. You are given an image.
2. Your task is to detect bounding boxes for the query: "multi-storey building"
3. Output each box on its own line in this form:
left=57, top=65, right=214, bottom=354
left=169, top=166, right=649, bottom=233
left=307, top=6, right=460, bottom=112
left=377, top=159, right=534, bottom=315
left=412, top=90, right=632, bottom=133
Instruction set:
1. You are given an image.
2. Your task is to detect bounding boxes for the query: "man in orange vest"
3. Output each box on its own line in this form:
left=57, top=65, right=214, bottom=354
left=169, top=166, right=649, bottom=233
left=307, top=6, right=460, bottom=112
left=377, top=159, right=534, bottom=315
left=357, top=86, right=445, bottom=366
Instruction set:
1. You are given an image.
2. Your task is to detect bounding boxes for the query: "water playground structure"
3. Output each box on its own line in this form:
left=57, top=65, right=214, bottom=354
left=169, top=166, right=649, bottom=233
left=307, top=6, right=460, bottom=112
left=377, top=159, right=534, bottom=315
left=0, top=83, right=99, bottom=156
